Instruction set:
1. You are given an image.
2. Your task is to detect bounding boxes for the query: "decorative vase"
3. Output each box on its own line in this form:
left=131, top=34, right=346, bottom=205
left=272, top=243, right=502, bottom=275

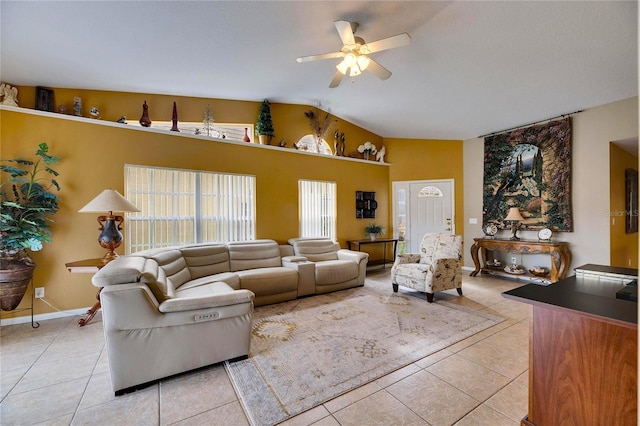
left=243, top=128, right=251, bottom=142
left=369, top=233, right=377, bottom=241
left=364, top=151, right=370, bottom=161
left=0, top=255, right=35, bottom=311
left=139, top=101, right=151, bottom=127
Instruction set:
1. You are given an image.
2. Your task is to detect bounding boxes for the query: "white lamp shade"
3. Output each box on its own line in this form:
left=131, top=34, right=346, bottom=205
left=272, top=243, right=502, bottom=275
left=504, top=207, right=524, bottom=222
left=78, top=189, right=140, bottom=213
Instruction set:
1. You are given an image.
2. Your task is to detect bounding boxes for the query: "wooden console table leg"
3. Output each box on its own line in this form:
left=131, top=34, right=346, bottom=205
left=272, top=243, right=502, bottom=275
left=78, top=288, right=102, bottom=327
left=470, top=241, right=481, bottom=276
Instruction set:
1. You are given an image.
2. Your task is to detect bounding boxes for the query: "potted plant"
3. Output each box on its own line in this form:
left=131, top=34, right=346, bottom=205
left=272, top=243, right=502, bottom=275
left=0, top=143, right=61, bottom=311
left=364, top=223, right=384, bottom=241
left=256, top=99, right=274, bottom=145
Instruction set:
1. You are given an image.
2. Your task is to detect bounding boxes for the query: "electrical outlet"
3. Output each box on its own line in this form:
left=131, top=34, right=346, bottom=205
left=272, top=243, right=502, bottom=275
left=35, top=287, right=45, bottom=298
left=510, top=257, right=517, bottom=265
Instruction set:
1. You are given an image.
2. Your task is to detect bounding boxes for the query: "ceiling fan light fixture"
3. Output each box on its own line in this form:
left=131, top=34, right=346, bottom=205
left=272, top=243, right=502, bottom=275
left=336, top=60, right=349, bottom=75
left=349, top=66, right=362, bottom=77
left=343, top=52, right=357, bottom=67
left=357, top=55, right=370, bottom=71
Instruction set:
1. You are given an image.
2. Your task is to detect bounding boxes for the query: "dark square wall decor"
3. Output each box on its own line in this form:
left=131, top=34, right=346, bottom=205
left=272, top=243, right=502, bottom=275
left=356, top=191, right=377, bottom=218
left=482, top=118, right=573, bottom=232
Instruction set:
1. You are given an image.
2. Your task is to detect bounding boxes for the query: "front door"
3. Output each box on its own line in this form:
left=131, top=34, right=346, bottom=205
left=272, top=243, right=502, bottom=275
left=393, top=179, right=455, bottom=253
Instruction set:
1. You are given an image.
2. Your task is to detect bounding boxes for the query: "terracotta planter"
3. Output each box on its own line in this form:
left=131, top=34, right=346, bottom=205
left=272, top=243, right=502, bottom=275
left=0, top=256, right=35, bottom=311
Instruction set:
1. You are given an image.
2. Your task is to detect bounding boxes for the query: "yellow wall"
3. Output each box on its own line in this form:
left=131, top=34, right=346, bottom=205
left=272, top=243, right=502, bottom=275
left=1, top=99, right=389, bottom=318
left=16, top=86, right=381, bottom=154
left=610, top=143, right=639, bottom=267
left=384, top=138, right=464, bottom=236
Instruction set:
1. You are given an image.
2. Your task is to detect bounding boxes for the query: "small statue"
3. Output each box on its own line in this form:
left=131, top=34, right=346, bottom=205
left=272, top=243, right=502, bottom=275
left=339, top=133, right=346, bottom=156
left=170, top=102, right=179, bottom=132
left=376, top=146, right=386, bottom=163
left=139, top=100, right=151, bottom=127
left=73, top=97, right=82, bottom=116
left=333, top=130, right=339, bottom=155
left=89, top=106, right=100, bottom=119
left=0, top=83, right=19, bottom=106
left=117, top=116, right=127, bottom=124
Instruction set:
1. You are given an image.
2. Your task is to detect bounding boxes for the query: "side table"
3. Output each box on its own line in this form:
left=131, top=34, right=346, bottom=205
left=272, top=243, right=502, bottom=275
left=65, top=258, right=108, bottom=327
left=347, top=238, right=399, bottom=268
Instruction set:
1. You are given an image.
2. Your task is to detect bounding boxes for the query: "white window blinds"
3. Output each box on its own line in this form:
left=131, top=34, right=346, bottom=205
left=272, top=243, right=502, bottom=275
left=125, top=165, right=255, bottom=252
left=299, top=180, right=337, bottom=241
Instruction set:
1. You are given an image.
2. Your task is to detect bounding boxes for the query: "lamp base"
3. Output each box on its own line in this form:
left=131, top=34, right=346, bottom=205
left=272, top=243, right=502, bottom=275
left=97, top=214, right=124, bottom=264
left=510, top=222, right=521, bottom=240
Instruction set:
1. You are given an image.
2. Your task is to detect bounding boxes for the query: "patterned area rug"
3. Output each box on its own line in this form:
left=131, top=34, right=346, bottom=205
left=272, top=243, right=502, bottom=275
left=225, top=280, right=503, bottom=426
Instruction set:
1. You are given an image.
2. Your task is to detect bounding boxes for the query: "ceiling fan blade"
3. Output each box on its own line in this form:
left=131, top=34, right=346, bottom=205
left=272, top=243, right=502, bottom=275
left=296, top=51, right=343, bottom=63
left=334, top=20, right=355, bottom=46
left=362, top=33, right=411, bottom=54
left=329, top=70, right=345, bottom=88
left=366, top=59, right=392, bottom=80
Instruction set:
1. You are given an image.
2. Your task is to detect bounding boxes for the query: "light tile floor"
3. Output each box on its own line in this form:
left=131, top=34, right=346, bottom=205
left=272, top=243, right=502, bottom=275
left=1, top=270, right=532, bottom=425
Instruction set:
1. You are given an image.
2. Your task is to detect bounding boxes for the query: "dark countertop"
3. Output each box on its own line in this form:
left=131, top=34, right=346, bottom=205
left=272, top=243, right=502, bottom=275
left=503, top=265, right=637, bottom=328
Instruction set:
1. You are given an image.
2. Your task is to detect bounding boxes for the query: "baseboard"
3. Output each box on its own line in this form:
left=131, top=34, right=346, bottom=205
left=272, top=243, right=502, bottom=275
left=462, top=265, right=475, bottom=272
left=0, top=307, right=89, bottom=326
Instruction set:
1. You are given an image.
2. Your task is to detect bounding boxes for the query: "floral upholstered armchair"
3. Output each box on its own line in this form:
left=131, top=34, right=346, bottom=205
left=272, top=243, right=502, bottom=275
left=391, top=233, right=463, bottom=302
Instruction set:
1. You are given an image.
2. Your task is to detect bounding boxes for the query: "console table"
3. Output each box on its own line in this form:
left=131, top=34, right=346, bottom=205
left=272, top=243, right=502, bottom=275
left=347, top=238, right=398, bottom=268
left=65, top=258, right=108, bottom=327
left=502, top=265, right=637, bottom=425
left=470, top=238, right=571, bottom=282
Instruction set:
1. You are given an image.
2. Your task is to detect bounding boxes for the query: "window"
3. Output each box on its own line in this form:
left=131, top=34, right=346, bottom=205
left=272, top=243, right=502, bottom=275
left=299, top=180, right=336, bottom=241
left=418, top=186, right=443, bottom=198
left=125, top=165, right=255, bottom=252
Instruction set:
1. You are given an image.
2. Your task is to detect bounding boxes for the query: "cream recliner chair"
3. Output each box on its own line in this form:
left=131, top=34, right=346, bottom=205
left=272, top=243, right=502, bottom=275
left=288, top=237, right=368, bottom=293
left=391, top=233, right=463, bottom=302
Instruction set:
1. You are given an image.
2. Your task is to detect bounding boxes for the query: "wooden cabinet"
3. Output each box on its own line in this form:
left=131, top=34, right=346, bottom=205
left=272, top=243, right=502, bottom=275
left=503, top=267, right=637, bottom=426
left=470, top=238, right=571, bottom=282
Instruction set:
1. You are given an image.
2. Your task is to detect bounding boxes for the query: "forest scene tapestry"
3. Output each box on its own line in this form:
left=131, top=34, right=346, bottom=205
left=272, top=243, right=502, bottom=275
left=482, top=117, right=572, bottom=232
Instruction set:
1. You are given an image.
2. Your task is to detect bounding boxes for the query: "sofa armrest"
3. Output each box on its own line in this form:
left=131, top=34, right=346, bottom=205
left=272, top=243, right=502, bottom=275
left=159, top=289, right=254, bottom=313
left=282, top=258, right=316, bottom=297
left=392, top=253, right=421, bottom=266
left=336, top=249, right=368, bottom=264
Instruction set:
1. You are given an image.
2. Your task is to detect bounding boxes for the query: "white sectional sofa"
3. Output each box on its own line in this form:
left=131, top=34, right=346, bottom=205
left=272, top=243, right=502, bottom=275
left=92, top=238, right=368, bottom=395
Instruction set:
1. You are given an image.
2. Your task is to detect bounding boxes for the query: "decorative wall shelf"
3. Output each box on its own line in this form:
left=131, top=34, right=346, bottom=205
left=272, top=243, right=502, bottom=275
left=1, top=106, right=391, bottom=166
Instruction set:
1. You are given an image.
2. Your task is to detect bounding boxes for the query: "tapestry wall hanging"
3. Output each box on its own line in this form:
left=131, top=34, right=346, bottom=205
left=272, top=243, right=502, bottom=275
left=482, top=117, right=572, bottom=232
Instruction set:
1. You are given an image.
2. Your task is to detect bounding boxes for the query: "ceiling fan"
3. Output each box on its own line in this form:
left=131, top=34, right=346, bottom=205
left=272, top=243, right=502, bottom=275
left=296, top=20, right=411, bottom=88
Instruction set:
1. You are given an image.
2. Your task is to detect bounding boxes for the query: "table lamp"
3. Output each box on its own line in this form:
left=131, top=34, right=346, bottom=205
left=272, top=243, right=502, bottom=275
left=79, top=189, right=140, bottom=262
left=504, top=207, right=525, bottom=240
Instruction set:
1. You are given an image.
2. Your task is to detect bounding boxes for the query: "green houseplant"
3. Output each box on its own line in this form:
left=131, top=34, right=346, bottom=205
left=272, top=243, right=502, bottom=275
left=0, top=143, right=61, bottom=311
left=364, top=223, right=384, bottom=241
left=256, top=99, right=274, bottom=145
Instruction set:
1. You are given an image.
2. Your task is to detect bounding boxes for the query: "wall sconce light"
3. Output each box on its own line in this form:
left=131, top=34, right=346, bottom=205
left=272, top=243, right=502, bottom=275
left=504, top=207, right=525, bottom=240
left=79, top=189, right=140, bottom=262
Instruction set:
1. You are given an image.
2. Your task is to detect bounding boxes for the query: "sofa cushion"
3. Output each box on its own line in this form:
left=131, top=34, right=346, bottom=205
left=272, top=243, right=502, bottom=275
left=236, top=267, right=298, bottom=296
left=180, top=244, right=230, bottom=279
left=228, top=240, right=282, bottom=271
left=289, top=238, right=340, bottom=262
left=174, top=281, right=236, bottom=298
left=315, top=260, right=358, bottom=286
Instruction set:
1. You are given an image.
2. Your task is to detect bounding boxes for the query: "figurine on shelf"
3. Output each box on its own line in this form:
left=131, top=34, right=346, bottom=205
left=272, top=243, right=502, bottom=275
left=117, top=116, right=127, bottom=124
left=170, top=101, right=179, bottom=132
left=0, top=83, right=18, bottom=106
left=89, top=106, right=100, bottom=119
left=139, top=101, right=151, bottom=127
left=73, top=97, right=82, bottom=116
left=376, top=145, right=386, bottom=163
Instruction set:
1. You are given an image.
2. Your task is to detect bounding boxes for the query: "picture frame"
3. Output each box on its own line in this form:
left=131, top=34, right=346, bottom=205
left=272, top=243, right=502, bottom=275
left=35, top=86, right=54, bottom=112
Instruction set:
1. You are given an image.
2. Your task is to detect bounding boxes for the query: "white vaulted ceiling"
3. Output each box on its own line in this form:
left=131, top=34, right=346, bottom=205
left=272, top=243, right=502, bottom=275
left=1, top=1, right=637, bottom=140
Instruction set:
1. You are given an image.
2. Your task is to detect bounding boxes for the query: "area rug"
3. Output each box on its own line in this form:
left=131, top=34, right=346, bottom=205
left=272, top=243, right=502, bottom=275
left=225, top=281, right=503, bottom=426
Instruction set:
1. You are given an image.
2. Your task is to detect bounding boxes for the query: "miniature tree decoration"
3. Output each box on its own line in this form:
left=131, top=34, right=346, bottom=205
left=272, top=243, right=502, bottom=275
left=203, top=104, right=214, bottom=137
left=256, top=99, right=274, bottom=144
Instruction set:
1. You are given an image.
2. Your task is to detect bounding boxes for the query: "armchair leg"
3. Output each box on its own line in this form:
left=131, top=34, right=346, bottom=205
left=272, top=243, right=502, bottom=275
left=457, top=288, right=463, bottom=296
left=392, top=284, right=399, bottom=293
left=426, top=293, right=434, bottom=303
